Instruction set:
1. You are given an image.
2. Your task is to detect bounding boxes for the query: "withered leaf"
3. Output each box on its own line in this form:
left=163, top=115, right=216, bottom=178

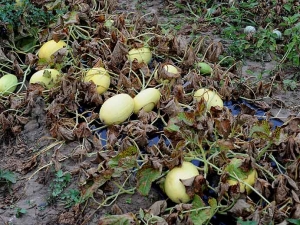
left=0, top=113, right=12, bottom=131
left=25, top=53, right=38, bottom=65
left=158, top=63, right=181, bottom=80
left=228, top=199, right=253, bottom=217
left=163, top=150, right=183, bottom=170
left=147, top=200, right=167, bottom=216
left=161, top=97, right=183, bottom=117
left=50, top=120, right=75, bottom=141
left=214, top=118, right=231, bottom=138
left=173, top=85, right=185, bottom=102
left=272, top=175, right=292, bottom=204
left=73, top=122, right=92, bottom=139
left=109, top=40, right=128, bottom=67
left=98, top=213, right=137, bottom=225
left=71, top=146, right=87, bottom=160
left=82, top=82, right=103, bottom=106
left=11, top=125, right=22, bottom=134
left=171, top=35, right=188, bottom=56
left=181, top=46, right=196, bottom=68
left=0, top=47, right=10, bottom=62
left=16, top=115, right=29, bottom=125
left=138, top=110, right=158, bottom=124
left=136, top=165, right=161, bottom=196
left=63, top=10, right=80, bottom=25
left=117, top=73, right=132, bottom=89
left=217, top=139, right=235, bottom=151
left=20, top=156, right=37, bottom=174
left=82, top=169, right=113, bottom=201
left=240, top=103, right=256, bottom=115
left=52, top=47, right=68, bottom=63
left=254, top=178, right=272, bottom=198
left=106, top=126, right=120, bottom=146
left=111, top=204, right=123, bottom=215
left=193, top=174, right=208, bottom=196
left=52, top=30, right=68, bottom=42
left=290, top=203, right=300, bottom=219
left=206, top=41, right=224, bottom=63
left=283, top=117, right=300, bottom=134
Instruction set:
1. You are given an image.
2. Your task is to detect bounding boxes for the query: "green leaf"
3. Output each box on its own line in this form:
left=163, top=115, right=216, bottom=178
left=0, top=170, right=16, bottom=183
left=190, top=196, right=217, bottom=225
left=19, top=208, right=27, bottom=214
left=98, top=213, right=137, bottom=225
left=108, top=146, right=138, bottom=176
left=43, top=70, right=52, bottom=79
left=272, top=127, right=287, bottom=145
left=108, top=146, right=138, bottom=167
left=283, top=4, right=292, bottom=12
left=284, top=28, right=292, bottom=36
left=82, top=170, right=113, bottom=201
left=256, top=39, right=264, bottom=48
left=166, top=123, right=180, bottom=132
left=136, top=166, right=161, bottom=196
left=249, top=120, right=271, bottom=139
left=15, top=207, right=27, bottom=218
left=177, top=112, right=195, bottom=126
left=269, top=45, right=275, bottom=51
left=287, top=219, right=300, bottom=225
left=139, top=208, right=145, bottom=219
left=63, top=10, right=80, bottom=25
left=56, top=170, right=64, bottom=178
left=237, top=218, right=258, bottom=225
left=224, top=158, right=250, bottom=180
left=16, top=36, right=37, bottom=52
left=165, top=117, right=180, bottom=132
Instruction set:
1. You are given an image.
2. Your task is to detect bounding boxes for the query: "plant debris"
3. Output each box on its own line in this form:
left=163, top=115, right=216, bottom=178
left=0, top=0, right=300, bottom=224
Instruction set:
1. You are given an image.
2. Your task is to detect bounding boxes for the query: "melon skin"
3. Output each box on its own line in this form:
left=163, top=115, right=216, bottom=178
left=133, top=88, right=161, bottom=114
left=164, top=162, right=199, bottom=203
left=29, top=69, right=61, bottom=89
left=194, top=88, right=223, bottom=110
left=84, top=68, right=110, bottom=94
left=38, top=40, right=67, bottom=62
left=0, top=74, right=18, bottom=95
left=128, top=47, right=152, bottom=64
left=99, top=94, right=134, bottom=125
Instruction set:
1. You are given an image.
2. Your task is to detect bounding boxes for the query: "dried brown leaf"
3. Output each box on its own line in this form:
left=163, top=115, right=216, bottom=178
left=228, top=199, right=253, bottom=217
left=73, top=122, right=92, bottom=139
left=148, top=200, right=167, bottom=216
left=290, top=203, right=300, bottom=219
left=0, top=113, right=12, bottom=131
left=206, top=41, right=224, bottom=63
left=20, top=156, right=37, bottom=174
left=106, top=126, right=120, bottom=146
left=161, top=97, right=183, bottom=117
left=25, top=53, right=38, bottom=66
left=49, top=119, right=76, bottom=141
left=171, top=35, right=189, bottom=56
left=111, top=204, right=123, bottom=215
left=217, top=139, right=235, bottom=151
left=109, top=40, right=128, bottom=67
left=214, top=118, right=231, bottom=138
left=181, top=46, right=196, bottom=68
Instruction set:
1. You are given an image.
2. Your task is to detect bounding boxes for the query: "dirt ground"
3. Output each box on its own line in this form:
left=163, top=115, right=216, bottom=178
left=0, top=1, right=300, bottom=225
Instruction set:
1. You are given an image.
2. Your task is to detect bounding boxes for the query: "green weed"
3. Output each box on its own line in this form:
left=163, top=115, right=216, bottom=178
left=15, top=207, right=27, bottom=218
left=60, top=189, right=82, bottom=208
left=47, top=170, right=71, bottom=204
left=0, top=0, right=66, bottom=29
left=0, top=169, right=16, bottom=189
left=283, top=79, right=297, bottom=91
